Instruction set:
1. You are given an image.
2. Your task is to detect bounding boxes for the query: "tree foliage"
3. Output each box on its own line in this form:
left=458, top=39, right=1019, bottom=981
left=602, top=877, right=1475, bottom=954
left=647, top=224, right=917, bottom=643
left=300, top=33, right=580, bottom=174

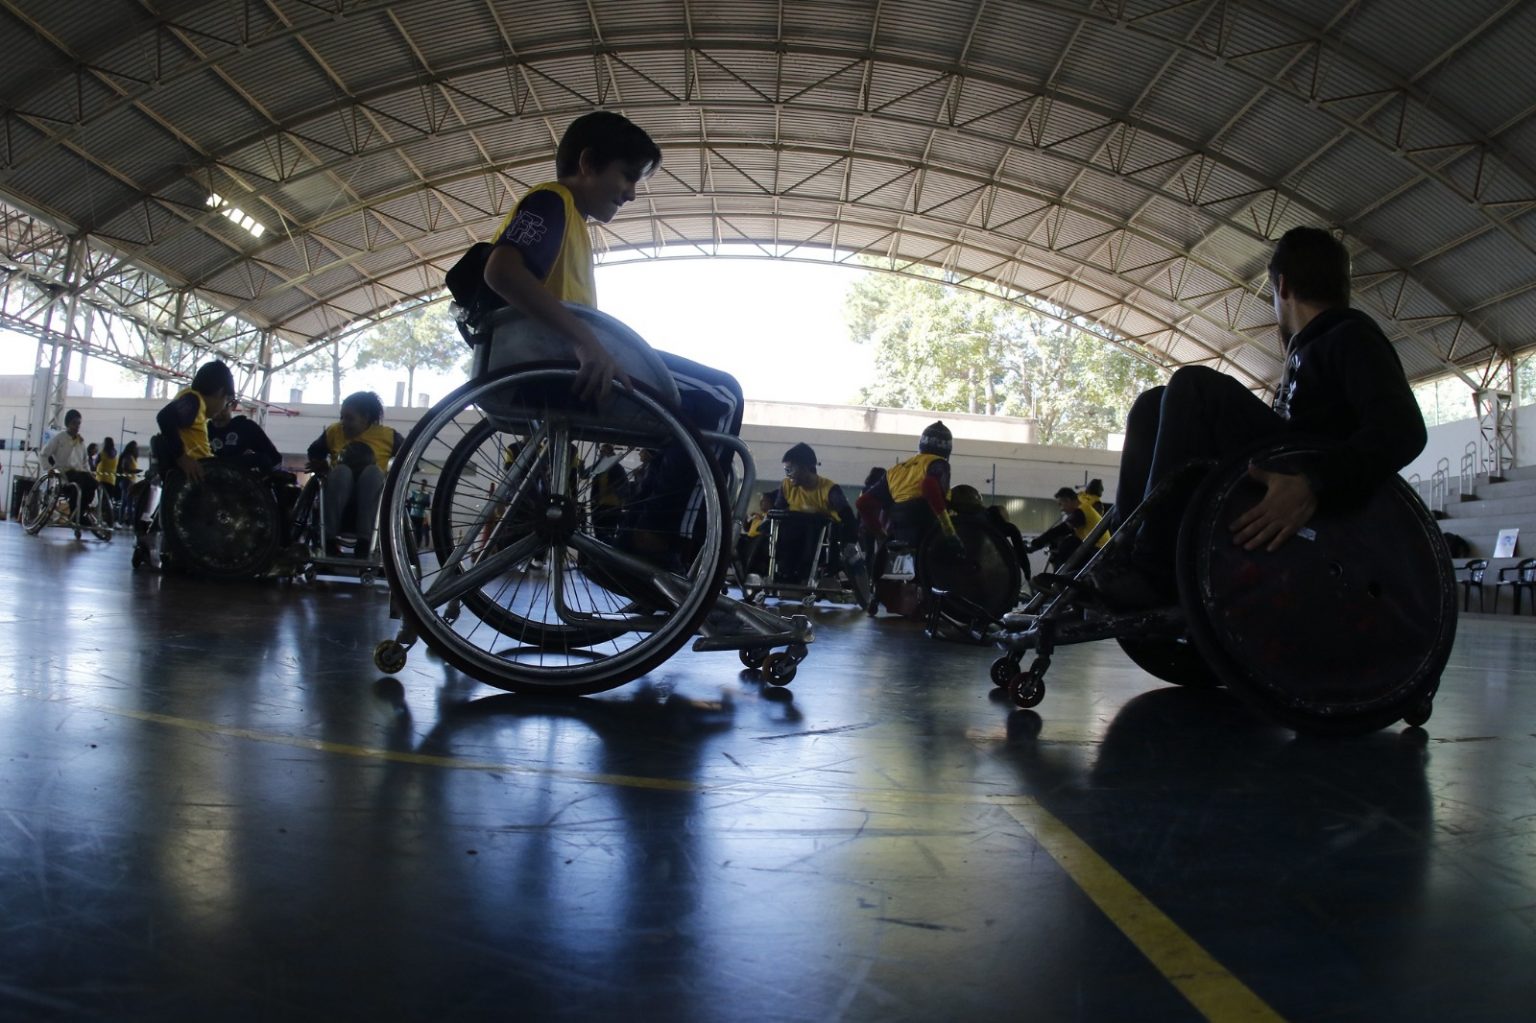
left=355, top=301, right=463, bottom=405
left=291, top=334, right=364, bottom=406
left=845, top=269, right=1167, bottom=448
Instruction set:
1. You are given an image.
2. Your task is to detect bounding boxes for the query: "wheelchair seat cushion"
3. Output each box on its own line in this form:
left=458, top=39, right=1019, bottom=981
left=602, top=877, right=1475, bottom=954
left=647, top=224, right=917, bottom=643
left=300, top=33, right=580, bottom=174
left=479, top=304, right=681, bottom=408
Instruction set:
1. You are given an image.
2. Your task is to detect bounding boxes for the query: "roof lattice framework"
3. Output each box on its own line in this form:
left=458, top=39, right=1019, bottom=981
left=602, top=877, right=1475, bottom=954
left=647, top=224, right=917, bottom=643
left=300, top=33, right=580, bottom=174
left=3, top=0, right=1535, bottom=393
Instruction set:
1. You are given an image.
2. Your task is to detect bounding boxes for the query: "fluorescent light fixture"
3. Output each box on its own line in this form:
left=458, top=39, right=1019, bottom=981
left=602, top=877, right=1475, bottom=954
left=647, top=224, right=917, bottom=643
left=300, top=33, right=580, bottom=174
left=206, top=193, right=266, bottom=238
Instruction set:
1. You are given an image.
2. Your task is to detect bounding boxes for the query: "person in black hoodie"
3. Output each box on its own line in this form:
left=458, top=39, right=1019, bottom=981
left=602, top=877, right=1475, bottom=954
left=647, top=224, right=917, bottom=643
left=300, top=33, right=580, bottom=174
left=1089, top=226, right=1427, bottom=608
left=208, top=402, right=284, bottom=472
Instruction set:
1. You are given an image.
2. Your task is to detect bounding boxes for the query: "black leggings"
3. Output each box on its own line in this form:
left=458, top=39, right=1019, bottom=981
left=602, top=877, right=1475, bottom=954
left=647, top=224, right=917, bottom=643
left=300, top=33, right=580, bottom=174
left=1115, top=366, right=1287, bottom=553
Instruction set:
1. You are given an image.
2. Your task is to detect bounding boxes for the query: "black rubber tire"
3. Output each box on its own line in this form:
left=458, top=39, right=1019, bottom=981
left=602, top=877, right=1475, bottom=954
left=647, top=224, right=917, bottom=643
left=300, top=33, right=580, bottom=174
left=1115, top=637, right=1220, bottom=688
left=1177, top=441, right=1457, bottom=736
left=380, top=365, right=731, bottom=696
left=161, top=462, right=282, bottom=579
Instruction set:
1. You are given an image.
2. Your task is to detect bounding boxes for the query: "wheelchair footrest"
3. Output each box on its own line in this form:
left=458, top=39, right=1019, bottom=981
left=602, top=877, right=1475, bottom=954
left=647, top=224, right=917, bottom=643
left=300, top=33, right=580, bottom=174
left=692, top=604, right=813, bottom=652
left=1001, top=604, right=1186, bottom=652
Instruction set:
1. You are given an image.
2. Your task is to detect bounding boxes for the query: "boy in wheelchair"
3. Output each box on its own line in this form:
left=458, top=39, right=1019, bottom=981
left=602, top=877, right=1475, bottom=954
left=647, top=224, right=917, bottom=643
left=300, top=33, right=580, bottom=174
left=1069, top=227, right=1428, bottom=611
left=303, top=391, right=401, bottom=559
left=856, top=421, right=962, bottom=613
left=760, top=442, right=870, bottom=603
left=1027, top=486, right=1110, bottom=572
left=473, top=111, right=744, bottom=571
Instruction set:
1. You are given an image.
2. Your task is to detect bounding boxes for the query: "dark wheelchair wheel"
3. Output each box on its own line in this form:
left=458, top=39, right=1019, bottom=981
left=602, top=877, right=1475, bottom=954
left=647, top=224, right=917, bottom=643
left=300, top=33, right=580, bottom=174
left=20, top=473, right=59, bottom=535
left=379, top=364, right=730, bottom=696
left=161, top=461, right=283, bottom=579
left=1115, top=637, right=1220, bottom=688
left=1176, top=442, right=1457, bottom=736
left=423, top=417, right=632, bottom=650
left=919, top=516, right=1023, bottom=627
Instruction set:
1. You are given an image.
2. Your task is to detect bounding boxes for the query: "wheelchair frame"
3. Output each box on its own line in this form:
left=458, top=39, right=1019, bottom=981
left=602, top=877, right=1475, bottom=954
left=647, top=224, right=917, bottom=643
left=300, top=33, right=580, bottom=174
left=745, top=510, right=869, bottom=607
left=371, top=361, right=815, bottom=692
left=286, top=471, right=386, bottom=584
left=19, top=468, right=115, bottom=541
left=989, top=446, right=1457, bottom=736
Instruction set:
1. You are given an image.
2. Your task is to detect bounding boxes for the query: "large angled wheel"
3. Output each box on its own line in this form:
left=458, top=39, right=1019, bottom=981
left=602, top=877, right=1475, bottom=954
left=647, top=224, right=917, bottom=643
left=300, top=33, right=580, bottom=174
left=1177, top=442, right=1457, bottom=735
left=379, top=364, right=729, bottom=696
left=920, top=515, right=1023, bottom=624
left=1115, top=637, right=1220, bottom=688
left=20, top=473, right=59, bottom=535
left=161, top=461, right=282, bottom=579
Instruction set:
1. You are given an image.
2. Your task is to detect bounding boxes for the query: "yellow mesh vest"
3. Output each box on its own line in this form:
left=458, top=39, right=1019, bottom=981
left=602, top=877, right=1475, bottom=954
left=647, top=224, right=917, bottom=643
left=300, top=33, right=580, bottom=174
left=1074, top=496, right=1110, bottom=548
left=885, top=453, right=942, bottom=504
left=175, top=388, right=211, bottom=460
left=781, top=477, right=841, bottom=520
left=492, top=182, right=595, bottom=306
left=325, top=423, right=396, bottom=471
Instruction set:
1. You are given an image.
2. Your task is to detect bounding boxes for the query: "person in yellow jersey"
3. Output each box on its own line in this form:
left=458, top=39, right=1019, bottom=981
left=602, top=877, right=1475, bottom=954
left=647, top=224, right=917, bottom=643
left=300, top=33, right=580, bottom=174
left=1027, top=486, right=1111, bottom=572
left=93, top=436, right=119, bottom=511
left=479, top=112, right=744, bottom=572
left=856, top=421, right=961, bottom=615
left=152, top=361, right=236, bottom=483
left=304, top=391, right=402, bottom=558
left=770, top=443, right=867, bottom=596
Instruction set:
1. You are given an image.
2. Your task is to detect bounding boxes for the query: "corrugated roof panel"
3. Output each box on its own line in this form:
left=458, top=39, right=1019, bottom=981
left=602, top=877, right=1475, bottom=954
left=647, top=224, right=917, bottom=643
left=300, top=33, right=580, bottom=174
left=1418, top=231, right=1536, bottom=312
left=872, top=0, right=973, bottom=59
left=217, top=39, right=342, bottom=124
left=1339, top=0, right=1514, bottom=82
left=781, top=0, right=879, bottom=49
left=683, top=0, right=783, bottom=38
left=1054, top=22, right=1183, bottom=114
left=1139, top=57, right=1267, bottom=146
left=1356, top=178, right=1490, bottom=267
left=1420, top=2, right=1536, bottom=138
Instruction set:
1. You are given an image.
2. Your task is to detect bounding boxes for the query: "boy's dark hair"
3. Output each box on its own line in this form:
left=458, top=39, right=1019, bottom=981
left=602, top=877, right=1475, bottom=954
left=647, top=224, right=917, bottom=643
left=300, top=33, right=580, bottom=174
left=556, top=111, right=661, bottom=179
left=783, top=442, right=818, bottom=468
left=1086, top=478, right=1103, bottom=496
left=1267, top=227, right=1351, bottom=306
left=103, top=436, right=116, bottom=455
left=341, top=390, right=385, bottom=425
left=191, top=360, right=236, bottom=396
left=64, top=409, right=81, bottom=426
left=863, top=466, right=886, bottom=488
left=1054, top=487, right=1078, bottom=502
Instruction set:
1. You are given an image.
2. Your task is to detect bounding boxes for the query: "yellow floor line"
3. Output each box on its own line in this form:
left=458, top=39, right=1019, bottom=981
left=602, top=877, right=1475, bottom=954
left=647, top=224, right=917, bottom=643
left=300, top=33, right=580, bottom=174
left=95, top=702, right=1284, bottom=1022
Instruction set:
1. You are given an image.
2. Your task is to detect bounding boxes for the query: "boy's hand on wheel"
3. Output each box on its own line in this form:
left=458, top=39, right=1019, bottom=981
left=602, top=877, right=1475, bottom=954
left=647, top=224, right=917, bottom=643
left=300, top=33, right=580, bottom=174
left=571, top=339, right=631, bottom=404
left=1231, top=464, right=1317, bottom=551
left=177, top=455, right=203, bottom=482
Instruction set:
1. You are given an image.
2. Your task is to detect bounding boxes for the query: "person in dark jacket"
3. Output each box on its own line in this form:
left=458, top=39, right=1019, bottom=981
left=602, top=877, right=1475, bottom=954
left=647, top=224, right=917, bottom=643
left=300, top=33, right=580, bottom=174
left=1091, top=226, right=1428, bottom=608
left=208, top=402, right=284, bottom=472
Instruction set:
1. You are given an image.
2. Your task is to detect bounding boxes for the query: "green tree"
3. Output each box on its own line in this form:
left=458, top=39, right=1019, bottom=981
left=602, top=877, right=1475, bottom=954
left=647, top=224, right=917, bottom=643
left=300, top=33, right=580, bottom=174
left=846, top=269, right=1166, bottom=448
left=356, top=301, right=462, bottom=406
left=291, top=334, right=364, bottom=406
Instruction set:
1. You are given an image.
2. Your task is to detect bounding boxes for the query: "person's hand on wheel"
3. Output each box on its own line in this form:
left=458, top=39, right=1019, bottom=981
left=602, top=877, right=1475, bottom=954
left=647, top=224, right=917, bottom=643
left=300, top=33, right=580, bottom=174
left=571, top=337, right=631, bottom=404
left=1230, top=464, right=1317, bottom=552
left=177, top=455, right=204, bottom=482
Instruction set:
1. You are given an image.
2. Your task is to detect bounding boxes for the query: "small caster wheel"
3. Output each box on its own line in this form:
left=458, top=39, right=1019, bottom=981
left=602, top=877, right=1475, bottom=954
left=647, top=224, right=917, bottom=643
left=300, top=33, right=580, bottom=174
left=131, top=546, right=148, bottom=570
left=444, top=598, right=461, bottom=625
left=1402, top=696, right=1433, bottom=728
left=786, top=642, right=809, bottom=663
left=74, top=528, right=83, bottom=540
left=762, top=652, right=797, bottom=686
left=739, top=646, right=768, bottom=670
left=990, top=656, right=1019, bottom=688
left=1007, top=673, right=1045, bottom=709
left=360, top=568, right=376, bottom=586
left=303, top=564, right=317, bottom=585
left=374, top=639, right=408, bottom=674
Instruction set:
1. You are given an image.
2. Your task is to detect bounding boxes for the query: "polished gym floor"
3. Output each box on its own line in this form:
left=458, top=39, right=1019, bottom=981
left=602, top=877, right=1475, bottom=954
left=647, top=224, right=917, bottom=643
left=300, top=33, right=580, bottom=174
left=2, top=523, right=1532, bottom=1023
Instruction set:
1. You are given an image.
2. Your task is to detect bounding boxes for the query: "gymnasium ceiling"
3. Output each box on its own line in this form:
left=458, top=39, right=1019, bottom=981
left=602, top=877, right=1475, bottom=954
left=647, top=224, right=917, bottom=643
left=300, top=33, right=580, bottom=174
left=2, top=0, right=1536, bottom=391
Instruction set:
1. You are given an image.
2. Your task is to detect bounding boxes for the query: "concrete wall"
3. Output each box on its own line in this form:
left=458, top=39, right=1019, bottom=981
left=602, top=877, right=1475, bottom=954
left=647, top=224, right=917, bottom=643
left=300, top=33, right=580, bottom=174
left=1399, top=400, right=1536, bottom=486
left=0, top=392, right=1118, bottom=532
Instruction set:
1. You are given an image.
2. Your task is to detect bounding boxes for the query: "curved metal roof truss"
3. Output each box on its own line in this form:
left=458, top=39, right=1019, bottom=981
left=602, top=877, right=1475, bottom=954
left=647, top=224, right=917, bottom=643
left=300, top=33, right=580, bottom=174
left=1, top=0, right=1533, bottom=396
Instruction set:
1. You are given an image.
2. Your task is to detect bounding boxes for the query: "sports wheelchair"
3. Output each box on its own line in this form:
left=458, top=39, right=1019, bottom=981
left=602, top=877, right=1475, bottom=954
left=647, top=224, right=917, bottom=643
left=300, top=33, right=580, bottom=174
left=370, top=305, right=814, bottom=692
left=285, top=471, right=385, bottom=584
left=868, top=514, right=1023, bottom=640
left=742, top=509, right=872, bottom=608
left=129, top=461, right=301, bottom=579
left=989, top=442, right=1457, bottom=736
left=18, top=468, right=115, bottom=541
